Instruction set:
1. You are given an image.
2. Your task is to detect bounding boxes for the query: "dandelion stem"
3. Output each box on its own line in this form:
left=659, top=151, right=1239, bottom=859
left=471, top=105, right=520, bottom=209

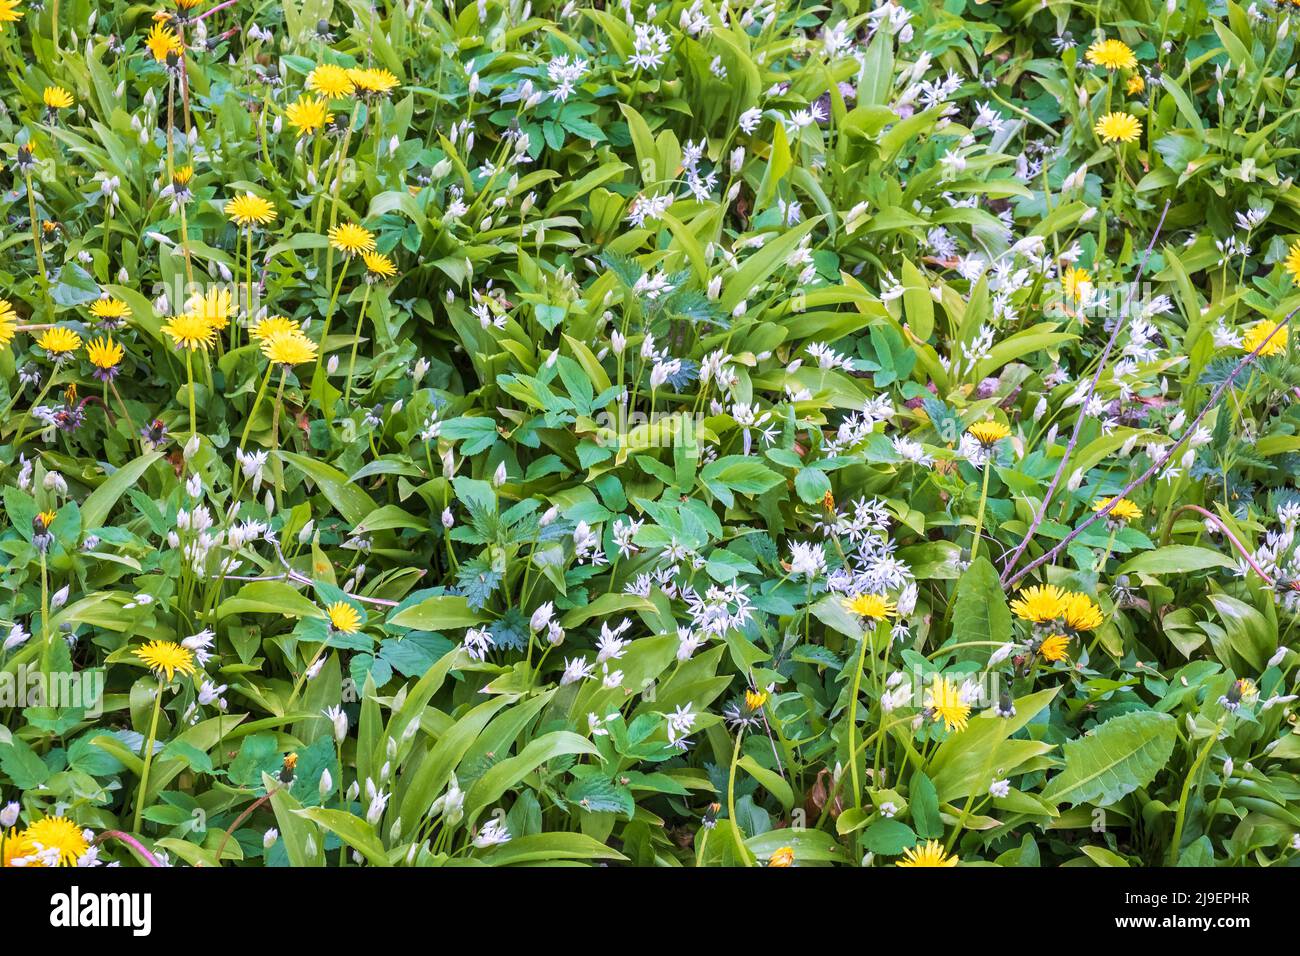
left=185, top=348, right=196, bottom=437
left=133, top=683, right=165, bottom=833
left=846, top=622, right=873, bottom=811
left=239, top=361, right=276, bottom=451
left=969, top=461, right=992, bottom=564
left=343, top=283, right=372, bottom=404
left=726, top=729, right=753, bottom=866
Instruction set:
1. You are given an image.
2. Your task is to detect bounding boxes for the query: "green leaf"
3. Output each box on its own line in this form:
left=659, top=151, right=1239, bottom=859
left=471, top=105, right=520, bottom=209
left=1118, top=546, right=1236, bottom=575
left=387, top=594, right=487, bottom=630
left=81, top=453, right=163, bottom=529
left=909, top=771, right=942, bottom=839
left=294, top=808, right=390, bottom=866
left=478, top=832, right=629, bottom=865
left=859, top=819, right=918, bottom=855
left=1041, top=711, right=1177, bottom=808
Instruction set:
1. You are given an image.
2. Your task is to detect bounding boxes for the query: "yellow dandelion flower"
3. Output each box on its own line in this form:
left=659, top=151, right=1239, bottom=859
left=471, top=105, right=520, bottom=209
left=328, top=222, right=376, bottom=256
left=1284, top=241, right=1300, bottom=284
left=134, top=640, right=197, bottom=681
left=0, top=299, right=17, bottom=348
left=37, top=326, right=81, bottom=356
left=326, top=601, right=363, bottom=633
left=897, top=839, right=958, bottom=867
left=1010, top=584, right=1068, bottom=624
left=967, top=420, right=1010, bottom=446
left=16, top=816, right=89, bottom=866
left=1095, top=111, right=1141, bottom=144
left=1038, top=633, right=1070, bottom=662
left=36, top=509, right=57, bottom=528
left=1240, top=321, right=1288, bottom=357
left=2, top=827, right=24, bottom=867
left=925, top=675, right=970, bottom=732
left=172, top=164, right=195, bottom=187
left=1061, top=592, right=1103, bottom=632
left=42, top=86, right=73, bottom=109
left=89, top=297, right=132, bottom=323
left=86, top=337, right=124, bottom=371
left=349, top=67, right=400, bottom=95
left=185, top=287, right=233, bottom=332
left=1126, top=73, right=1145, bottom=95
left=306, top=63, right=356, bottom=98
left=363, top=251, right=397, bottom=278
left=261, top=331, right=318, bottom=366
left=842, top=593, right=896, bottom=620
left=161, top=312, right=216, bottom=351
left=768, top=846, right=795, bottom=867
left=1085, top=38, right=1137, bottom=71
left=284, top=94, right=331, bottom=136
left=225, top=192, right=277, bottom=227
left=0, top=0, right=26, bottom=27
left=1094, top=496, right=1142, bottom=523
left=251, top=315, right=300, bottom=342
left=145, top=23, right=184, bottom=62
left=744, top=688, right=769, bottom=711
left=1062, top=266, right=1092, bottom=303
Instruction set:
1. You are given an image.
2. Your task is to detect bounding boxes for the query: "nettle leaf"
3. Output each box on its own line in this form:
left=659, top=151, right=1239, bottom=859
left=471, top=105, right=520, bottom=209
left=455, top=556, right=504, bottom=611
left=566, top=773, right=636, bottom=818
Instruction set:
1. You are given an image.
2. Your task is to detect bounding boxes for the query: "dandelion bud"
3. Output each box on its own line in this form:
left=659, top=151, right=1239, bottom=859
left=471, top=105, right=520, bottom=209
left=732, top=301, right=747, bottom=318
left=44, top=470, right=67, bottom=495
left=530, top=601, right=554, bottom=633
left=51, top=585, right=70, bottom=610
left=319, top=768, right=333, bottom=798
left=264, top=490, right=275, bottom=516
left=1067, top=469, right=1084, bottom=491
left=707, top=276, right=722, bottom=300
left=117, top=267, right=129, bottom=283
left=186, top=473, right=202, bottom=498
left=492, top=462, right=508, bottom=487
left=263, top=828, right=279, bottom=849
left=327, top=355, right=339, bottom=374
left=441, top=508, right=454, bottom=529
left=611, top=330, right=626, bottom=355
left=389, top=135, right=400, bottom=155
left=184, top=434, right=201, bottom=460
left=298, top=519, right=315, bottom=544
left=0, top=802, right=18, bottom=828
left=347, top=781, right=360, bottom=802
left=730, top=146, right=745, bottom=173
left=431, top=158, right=452, bottom=178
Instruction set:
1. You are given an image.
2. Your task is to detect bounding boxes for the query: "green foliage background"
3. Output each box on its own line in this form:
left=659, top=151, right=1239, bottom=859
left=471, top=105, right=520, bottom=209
left=1, top=0, right=1299, bottom=867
